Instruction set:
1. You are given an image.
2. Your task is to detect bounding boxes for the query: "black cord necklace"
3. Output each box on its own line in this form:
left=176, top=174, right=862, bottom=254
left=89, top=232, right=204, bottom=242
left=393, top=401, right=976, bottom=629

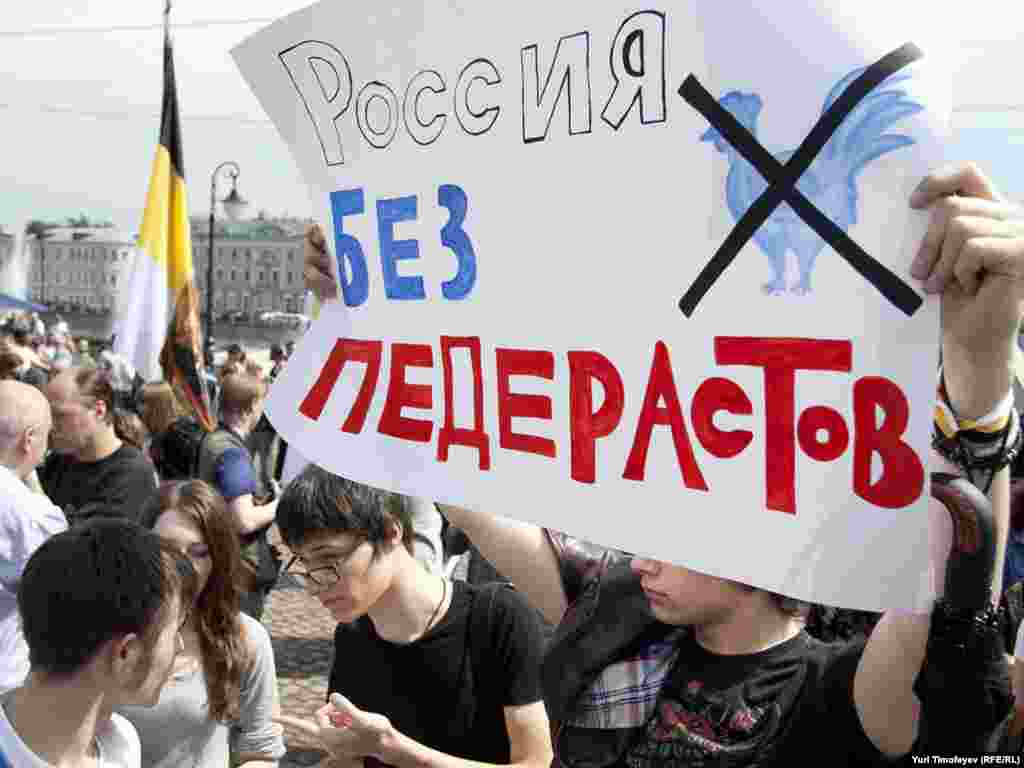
left=424, top=576, right=448, bottom=636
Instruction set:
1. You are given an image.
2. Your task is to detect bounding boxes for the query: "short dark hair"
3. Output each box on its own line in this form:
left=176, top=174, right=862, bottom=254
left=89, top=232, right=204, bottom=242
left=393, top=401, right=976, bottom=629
left=18, top=518, right=197, bottom=679
left=276, top=464, right=413, bottom=555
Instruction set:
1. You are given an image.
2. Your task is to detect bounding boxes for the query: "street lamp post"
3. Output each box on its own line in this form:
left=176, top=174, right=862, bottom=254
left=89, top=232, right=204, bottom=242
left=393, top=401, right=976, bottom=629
left=205, top=161, right=249, bottom=342
left=38, top=238, right=45, bottom=307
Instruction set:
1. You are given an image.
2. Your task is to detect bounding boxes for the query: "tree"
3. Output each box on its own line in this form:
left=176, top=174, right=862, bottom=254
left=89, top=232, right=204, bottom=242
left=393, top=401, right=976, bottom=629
left=25, top=220, right=58, bottom=239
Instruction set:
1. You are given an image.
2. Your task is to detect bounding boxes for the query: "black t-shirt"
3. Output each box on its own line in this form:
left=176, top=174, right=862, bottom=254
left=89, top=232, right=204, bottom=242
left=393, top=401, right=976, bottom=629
left=328, top=580, right=545, bottom=765
left=39, top=443, right=157, bottom=523
left=620, top=631, right=882, bottom=768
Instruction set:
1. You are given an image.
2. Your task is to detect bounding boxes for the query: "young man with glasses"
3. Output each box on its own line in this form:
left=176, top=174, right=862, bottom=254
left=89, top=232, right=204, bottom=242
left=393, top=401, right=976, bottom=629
left=0, top=518, right=196, bottom=767
left=274, top=465, right=553, bottom=768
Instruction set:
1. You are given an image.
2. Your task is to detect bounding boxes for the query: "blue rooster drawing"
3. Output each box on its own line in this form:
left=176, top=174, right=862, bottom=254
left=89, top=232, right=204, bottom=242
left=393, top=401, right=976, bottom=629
left=701, top=67, right=923, bottom=295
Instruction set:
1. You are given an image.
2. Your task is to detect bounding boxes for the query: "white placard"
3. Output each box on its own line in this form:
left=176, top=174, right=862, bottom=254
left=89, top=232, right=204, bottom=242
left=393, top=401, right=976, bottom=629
left=233, top=0, right=952, bottom=611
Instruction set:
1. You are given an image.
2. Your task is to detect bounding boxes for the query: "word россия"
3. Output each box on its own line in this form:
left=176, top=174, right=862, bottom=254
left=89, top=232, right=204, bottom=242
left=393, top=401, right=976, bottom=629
left=298, top=335, right=925, bottom=516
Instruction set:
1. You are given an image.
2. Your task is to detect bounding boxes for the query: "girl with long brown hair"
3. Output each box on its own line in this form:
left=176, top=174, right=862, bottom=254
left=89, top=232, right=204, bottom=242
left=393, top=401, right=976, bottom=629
left=118, top=480, right=285, bottom=767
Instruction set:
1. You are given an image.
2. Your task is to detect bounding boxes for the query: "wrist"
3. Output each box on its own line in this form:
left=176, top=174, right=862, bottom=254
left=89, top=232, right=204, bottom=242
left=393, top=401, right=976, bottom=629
left=941, top=339, right=1015, bottom=421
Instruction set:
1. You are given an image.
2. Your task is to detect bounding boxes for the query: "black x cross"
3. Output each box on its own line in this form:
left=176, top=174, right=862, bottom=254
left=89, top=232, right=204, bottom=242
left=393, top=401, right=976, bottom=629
left=677, top=43, right=924, bottom=318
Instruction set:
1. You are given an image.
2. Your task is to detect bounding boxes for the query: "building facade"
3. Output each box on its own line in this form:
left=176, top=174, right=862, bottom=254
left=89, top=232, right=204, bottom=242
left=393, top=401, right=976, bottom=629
left=27, top=227, right=137, bottom=314
left=22, top=217, right=310, bottom=322
left=190, top=216, right=309, bottom=320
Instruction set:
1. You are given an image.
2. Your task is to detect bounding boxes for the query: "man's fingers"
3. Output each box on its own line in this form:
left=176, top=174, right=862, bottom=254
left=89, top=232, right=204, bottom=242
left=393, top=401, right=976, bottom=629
left=304, top=264, right=339, bottom=301
left=911, top=198, right=954, bottom=281
left=306, top=223, right=326, bottom=250
left=925, top=217, right=1017, bottom=295
left=273, top=713, right=321, bottom=738
left=910, top=198, right=1017, bottom=282
left=304, top=223, right=339, bottom=301
left=910, top=161, right=1001, bottom=209
left=328, top=693, right=360, bottom=727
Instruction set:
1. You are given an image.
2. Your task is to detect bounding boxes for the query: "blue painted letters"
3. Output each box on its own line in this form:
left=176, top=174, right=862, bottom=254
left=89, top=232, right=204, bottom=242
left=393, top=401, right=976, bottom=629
left=329, top=188, right=370, bottom=306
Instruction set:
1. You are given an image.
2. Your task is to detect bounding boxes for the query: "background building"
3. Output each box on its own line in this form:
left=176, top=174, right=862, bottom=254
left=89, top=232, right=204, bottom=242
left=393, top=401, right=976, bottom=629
left=28, top=226, right=136, bottom=315
left=21, top=216, right=311, bottom=325
left=191, top=213, right=310, bottom=322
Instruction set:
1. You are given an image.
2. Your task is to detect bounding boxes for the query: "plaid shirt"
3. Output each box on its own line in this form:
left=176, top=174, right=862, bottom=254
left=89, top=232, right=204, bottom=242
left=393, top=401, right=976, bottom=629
left=565, top=628, right=685, bottom=729
left=546, top=530, right=683, bottom=730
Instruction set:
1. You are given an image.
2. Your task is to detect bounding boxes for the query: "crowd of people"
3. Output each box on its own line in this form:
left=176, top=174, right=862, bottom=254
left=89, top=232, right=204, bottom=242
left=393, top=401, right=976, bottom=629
left=0, top=160, right=1022, bottom=766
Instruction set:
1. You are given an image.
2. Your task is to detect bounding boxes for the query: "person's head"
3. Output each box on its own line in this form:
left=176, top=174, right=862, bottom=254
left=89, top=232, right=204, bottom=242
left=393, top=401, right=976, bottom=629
left=0, top=342, right=23, bottom=381
left=203, top=340, right=217, bottom=369
left=244, top=361, right=264, bottom=380
left=226, top=344, right=245, bottom=365
left=270, top=344, right=285, bottom=363
left=140, top=381, right=186, bottom=435
left=139, top=480, right=247, bottom=722
left=77, top=338, right=90, bottom=354
left=630, top=557, right=808, bottom=630
left=285, top=341, right=295, bottom=356
left=112, top=408, right=149, bottom=452
left=276, top=464, right=415, bottom=622
left=18, top=518, right=196, bottom=707
left=0, top=380, right=52, bottom=478
left=218, top=371, right=266, bottom=432
left=11, top=327, right=29, bottom=348
left=45, top=367, right=117, bottom=457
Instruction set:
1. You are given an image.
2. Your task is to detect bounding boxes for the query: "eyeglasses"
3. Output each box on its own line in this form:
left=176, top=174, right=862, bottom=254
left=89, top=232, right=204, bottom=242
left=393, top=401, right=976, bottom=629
left=284, top=543, right=363, bottom=591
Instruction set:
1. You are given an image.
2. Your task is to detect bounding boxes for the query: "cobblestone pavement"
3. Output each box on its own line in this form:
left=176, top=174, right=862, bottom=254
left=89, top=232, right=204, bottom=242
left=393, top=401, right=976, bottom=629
left=265, top=537, right=335, bottom=767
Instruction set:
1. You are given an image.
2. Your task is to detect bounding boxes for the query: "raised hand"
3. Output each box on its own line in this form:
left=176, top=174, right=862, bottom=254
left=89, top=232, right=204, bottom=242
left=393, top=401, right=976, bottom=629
left=909, top=162, right=1024, bottom=418
left=304, top=223, right=338, bottom=302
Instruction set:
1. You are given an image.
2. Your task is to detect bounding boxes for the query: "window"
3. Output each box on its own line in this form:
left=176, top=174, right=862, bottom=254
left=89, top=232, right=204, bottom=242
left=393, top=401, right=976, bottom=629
left=272, top=270, right=280, bottom=284
left=217, top=269, right=224, bottom=281
left=287, top=272, right=293, bottom=284
left=257, top=271, right=264, bottom=282
left=245, top=248, right=253, bottom=261
left=242, top=294, right=250, bottom=311
left=231, top=270, right=237, bottom=282
left=232, top=248, right=239, bottom=263
left=245, top=270, right=251, bottom=282
left=111, top=275, right=117, bottom=287
left=288, top=249, right=295, bottom=262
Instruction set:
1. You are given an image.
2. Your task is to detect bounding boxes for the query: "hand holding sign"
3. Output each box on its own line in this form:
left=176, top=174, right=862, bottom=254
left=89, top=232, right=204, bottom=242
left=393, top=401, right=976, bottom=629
left=910, top=162, right=1024, bottom=420
left=304, top=223, right=338, bottom=302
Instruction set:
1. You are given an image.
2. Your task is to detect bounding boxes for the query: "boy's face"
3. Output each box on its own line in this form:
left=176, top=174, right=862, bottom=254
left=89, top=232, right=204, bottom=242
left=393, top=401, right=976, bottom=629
left=630, top=557, right=750, bottom=627
left=290, top=532, right=395, bottom=624
left=116, top=596, right=186, bottom=708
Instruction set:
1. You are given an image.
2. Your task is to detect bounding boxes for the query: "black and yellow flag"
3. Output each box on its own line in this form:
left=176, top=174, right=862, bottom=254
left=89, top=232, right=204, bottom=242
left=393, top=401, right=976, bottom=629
left=133, top=2, right=213, bottom=431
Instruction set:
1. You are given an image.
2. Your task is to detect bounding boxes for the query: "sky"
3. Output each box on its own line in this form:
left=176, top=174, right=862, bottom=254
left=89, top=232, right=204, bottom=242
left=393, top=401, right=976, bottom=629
left=0, top=1, right=1021, bottom=233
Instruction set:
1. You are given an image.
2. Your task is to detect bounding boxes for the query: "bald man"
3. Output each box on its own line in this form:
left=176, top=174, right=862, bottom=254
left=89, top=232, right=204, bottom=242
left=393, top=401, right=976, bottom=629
left=0, top=381, right=67, bottom=692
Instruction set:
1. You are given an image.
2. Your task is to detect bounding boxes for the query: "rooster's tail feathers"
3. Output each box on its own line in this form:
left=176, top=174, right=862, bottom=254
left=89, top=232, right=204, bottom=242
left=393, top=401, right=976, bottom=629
left=820, top=67, right=914, bottom=114
left=820, top=67, right=922, bottom=178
